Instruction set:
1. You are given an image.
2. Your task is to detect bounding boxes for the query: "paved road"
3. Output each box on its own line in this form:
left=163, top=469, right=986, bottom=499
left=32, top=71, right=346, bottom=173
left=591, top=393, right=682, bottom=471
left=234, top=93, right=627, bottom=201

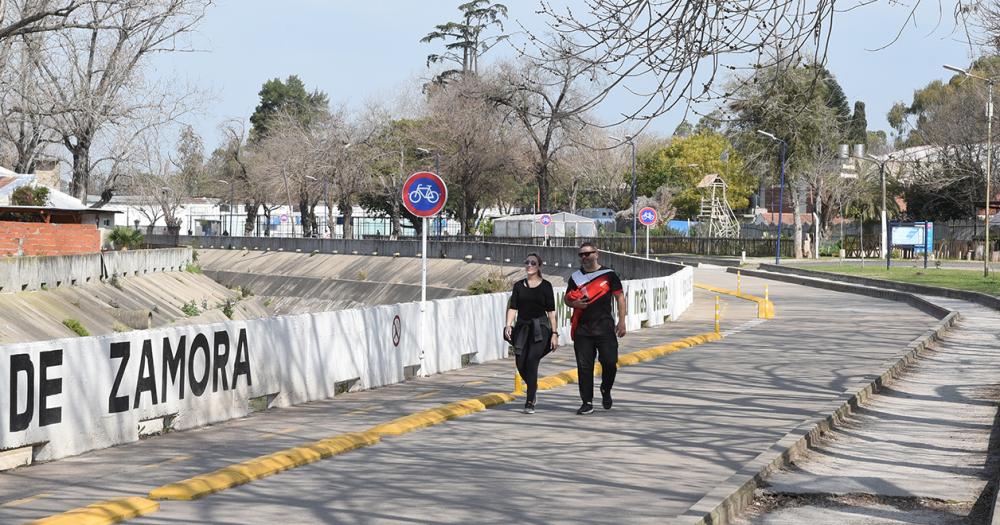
left=737, top=294, right=1000, bottom=525
left=1, top=269, right=939, bottom=524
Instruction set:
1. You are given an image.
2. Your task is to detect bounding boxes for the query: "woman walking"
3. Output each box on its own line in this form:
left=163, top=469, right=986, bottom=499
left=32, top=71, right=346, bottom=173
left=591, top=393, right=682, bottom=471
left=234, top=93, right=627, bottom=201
left=504, top=253, right=559, bottom=414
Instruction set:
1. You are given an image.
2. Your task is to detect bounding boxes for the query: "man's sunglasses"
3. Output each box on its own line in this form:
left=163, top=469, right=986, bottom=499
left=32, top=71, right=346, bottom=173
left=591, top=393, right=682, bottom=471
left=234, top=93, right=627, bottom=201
left=578, top=251, right=597, bottom=257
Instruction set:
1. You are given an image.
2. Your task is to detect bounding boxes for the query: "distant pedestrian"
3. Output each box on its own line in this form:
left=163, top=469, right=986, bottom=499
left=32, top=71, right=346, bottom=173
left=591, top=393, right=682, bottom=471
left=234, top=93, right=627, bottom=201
left=564, top=242, right=626, bottom=415
left=504, top=253, right=559, bottom=414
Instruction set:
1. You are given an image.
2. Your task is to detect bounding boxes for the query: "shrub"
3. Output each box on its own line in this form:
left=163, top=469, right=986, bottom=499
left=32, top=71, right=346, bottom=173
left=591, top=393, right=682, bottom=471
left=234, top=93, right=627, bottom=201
left=221, top=299, right=235, bottom=319
left=108, top=226, right=144, bottom=250
left=468, top=269, right=511, bottom=295
left=11, top=185, right=49, bottom=206
left=356, top=270, right=368, bottom=281
left=180, top=300, right=200, bottom=316
left=185, top=263, right=202, bottom=273
left=62, top=318, right=90, bottom=337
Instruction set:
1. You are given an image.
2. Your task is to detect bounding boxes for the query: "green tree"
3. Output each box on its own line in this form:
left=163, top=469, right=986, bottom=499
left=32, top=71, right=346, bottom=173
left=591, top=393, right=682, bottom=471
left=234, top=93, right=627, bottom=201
left=672, top=120, right=693, bottom=137
left=635, top=133, right=754, bottom=219
left=421, top=1, right=508, bottom=84
left=174, top=126, right=205, bottom=195
left=249, top=76, right=329, bottom=141
left=10, top=185, right=49, bottom=206
left=848, top=101, right=868, bottom=146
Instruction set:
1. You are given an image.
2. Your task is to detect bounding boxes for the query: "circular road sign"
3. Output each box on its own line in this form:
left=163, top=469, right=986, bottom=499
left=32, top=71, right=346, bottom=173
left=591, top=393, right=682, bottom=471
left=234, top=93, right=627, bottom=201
left=638, top=207, right=658, bottom=226
left=539, top=214, right=552, bottom=226
left=279, top=214, right=289, bottom=223
left=402, top=171, right=448, bottom=217
left=392, top=315, right=401, bottom=347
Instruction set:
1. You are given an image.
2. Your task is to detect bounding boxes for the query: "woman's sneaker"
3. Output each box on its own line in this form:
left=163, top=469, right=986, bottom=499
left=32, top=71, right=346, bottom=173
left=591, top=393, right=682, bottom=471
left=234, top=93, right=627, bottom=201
left=576, top=402, right=594, bottom=415
left=523, top=401, right=535, bottom=414
left=601, top=388, right=613, bottom=410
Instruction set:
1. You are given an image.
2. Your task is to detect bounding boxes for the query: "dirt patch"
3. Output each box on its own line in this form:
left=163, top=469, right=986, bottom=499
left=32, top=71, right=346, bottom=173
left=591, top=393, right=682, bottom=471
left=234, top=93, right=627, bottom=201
left=743, top=490, right=974, bottom=524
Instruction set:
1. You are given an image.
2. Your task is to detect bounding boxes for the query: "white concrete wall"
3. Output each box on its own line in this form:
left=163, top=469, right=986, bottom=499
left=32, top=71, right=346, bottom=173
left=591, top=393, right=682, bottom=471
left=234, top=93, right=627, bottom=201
left=0, top=267, right=693, bottom=462
left=0, top=248, right=192, bottom=293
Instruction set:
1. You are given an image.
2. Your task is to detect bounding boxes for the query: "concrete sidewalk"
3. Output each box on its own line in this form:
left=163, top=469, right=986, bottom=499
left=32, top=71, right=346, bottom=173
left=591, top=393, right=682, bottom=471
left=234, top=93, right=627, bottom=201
left=737, top=294, right=1000, bottom=525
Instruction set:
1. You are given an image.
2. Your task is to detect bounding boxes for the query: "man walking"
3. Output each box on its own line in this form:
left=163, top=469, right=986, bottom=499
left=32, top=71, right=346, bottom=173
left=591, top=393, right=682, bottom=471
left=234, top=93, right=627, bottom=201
left=564, top=242, right=626, bottom=415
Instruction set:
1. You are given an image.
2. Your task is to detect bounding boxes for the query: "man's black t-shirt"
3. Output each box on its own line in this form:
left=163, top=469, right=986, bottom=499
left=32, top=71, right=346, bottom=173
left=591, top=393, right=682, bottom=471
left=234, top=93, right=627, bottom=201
left=509, top=279, right=555, bottom=321
left=566, top=265, right=623, bottom=336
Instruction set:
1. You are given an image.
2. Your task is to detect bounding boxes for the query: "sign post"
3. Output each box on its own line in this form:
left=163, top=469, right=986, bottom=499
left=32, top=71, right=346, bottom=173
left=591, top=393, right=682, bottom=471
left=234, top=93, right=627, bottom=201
left=402, top=171, right=447, bottom=377
left=638, top=207, right=658, bottom=259
left=402, top=171, right=448, bottom=310
left=539, top=214, right=552, bottom=245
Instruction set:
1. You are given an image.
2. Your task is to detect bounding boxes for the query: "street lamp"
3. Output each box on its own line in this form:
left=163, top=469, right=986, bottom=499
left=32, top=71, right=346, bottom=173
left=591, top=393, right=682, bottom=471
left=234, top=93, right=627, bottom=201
left=217, top=179, right=232, bottom=236
left=611, top=136, right=638, bottom=254
left=944, top=64, right=994, bottom=276
left=850, top=153, right=892, bottom=264
left=757, top=130, right=787, bottom=264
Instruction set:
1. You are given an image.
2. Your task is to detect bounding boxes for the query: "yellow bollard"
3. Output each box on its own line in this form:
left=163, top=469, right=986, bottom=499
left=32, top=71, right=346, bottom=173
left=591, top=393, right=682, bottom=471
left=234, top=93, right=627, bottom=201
left=514, top=370, right=524, bottom=394
left=764, top=284, right=771, bottom=318
left=714, top=295, right=720, bottom=334
left=737, top=270, right=742, bottom=296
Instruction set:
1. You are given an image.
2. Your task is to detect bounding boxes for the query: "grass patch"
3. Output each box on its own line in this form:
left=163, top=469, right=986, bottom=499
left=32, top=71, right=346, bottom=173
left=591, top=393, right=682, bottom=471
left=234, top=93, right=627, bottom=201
left=62, top=318, right=90, bottom=337
left=185, top=263, right=202, bottom=273
left=468, top=269, right=512, bottom=295
left=180, top=300, right=200, bottom=316
left=802, top=264, right=1000, bottom=295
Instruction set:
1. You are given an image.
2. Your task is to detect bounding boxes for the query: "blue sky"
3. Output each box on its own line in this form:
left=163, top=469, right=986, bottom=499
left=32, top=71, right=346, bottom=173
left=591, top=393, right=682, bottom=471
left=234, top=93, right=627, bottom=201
left=155, top=0, right=978, bottom=150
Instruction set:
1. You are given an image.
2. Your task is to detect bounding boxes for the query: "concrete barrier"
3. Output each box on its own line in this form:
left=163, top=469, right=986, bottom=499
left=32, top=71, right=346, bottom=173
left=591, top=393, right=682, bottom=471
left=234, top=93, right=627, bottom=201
left=0, top=248, right=192, bottom=293
left=146, top=235, right=686, bottom=280
left=0, top=267, right=693, bottom=463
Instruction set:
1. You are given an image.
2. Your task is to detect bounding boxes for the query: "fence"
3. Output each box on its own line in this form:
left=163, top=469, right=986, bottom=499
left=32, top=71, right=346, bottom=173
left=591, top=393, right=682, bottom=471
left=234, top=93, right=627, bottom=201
left=0, top=248, right=192, bottom=293
left=146, top=235, right=689, bottom=280
left=0, top=268, right=693, bottom=462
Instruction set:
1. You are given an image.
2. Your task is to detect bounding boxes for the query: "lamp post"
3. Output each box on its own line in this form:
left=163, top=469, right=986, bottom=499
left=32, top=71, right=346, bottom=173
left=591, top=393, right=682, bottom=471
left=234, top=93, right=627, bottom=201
left=944, top=64, right=994, bottom=276
left=757, top=130, right=787, bottom=264
left=217, top=180, right=232, bottom=235
left=610, top=136, right=638, bottom=253
left=849, top=154, right=891, bottom=261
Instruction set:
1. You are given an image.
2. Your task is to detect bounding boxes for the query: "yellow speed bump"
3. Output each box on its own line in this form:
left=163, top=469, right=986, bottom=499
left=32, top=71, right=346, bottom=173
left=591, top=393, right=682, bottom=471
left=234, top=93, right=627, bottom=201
left=27, top=496, right=159, bottom=525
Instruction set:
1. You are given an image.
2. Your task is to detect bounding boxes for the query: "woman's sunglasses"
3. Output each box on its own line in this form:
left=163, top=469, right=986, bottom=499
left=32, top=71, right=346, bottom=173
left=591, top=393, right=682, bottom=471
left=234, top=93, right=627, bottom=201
left=524, top=260, right=539, bottom=266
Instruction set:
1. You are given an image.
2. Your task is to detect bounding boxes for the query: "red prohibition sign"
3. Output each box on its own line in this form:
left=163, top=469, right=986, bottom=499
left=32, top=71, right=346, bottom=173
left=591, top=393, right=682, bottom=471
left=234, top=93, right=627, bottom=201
left=392, top=315, right=401, bottom=347
left=402, top=171, right=448, bottom=217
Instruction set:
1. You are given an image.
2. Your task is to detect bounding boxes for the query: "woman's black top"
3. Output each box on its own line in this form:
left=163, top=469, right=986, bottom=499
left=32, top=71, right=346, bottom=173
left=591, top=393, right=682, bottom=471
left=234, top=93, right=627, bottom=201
left=509, top=278, right=555, bottom=321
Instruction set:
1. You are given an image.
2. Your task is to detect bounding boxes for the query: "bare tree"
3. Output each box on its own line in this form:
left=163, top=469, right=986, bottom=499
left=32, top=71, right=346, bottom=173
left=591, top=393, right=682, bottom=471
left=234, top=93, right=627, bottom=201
left=0, top=0, right=91, bottom=44
left=555, top=127, right=631, bottom=213
left=486, top=51, right=593, bottom=212
left=0, top=32, right=57, bottom=173
left=524, top=0, right=836, bottom=130
left=31, top=0, right=211, bottom=201
left=423, top=76, right=521, bottom=233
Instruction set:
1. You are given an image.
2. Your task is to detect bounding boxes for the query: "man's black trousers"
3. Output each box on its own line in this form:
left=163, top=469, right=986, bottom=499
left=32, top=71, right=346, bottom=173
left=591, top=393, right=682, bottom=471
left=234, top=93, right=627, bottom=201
left=573, top=330, right=618, bottom=403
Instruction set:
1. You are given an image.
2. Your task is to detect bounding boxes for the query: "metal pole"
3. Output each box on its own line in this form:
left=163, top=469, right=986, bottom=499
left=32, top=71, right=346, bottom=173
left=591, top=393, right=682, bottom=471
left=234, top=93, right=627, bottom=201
left=645, top=225, right=649, bottom=259
left=281, top=170, right=295, bottom=238
left=229, top=184, right=234, bottom=236
left=421, top=217, right=427, bottom=308
left=435, top=153, right=441, bottom=238
left=985, top=80, right=993, bottom=277
left=776, top=140, right=786, bottom=264
left=631, top=140, right=637, bottom=254
left=880, top=162, right=887, bottom=261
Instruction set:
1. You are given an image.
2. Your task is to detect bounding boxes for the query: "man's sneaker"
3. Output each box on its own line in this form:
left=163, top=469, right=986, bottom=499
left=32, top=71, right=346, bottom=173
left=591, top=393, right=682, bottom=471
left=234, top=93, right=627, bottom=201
left=523, top=401, right=535, bottom=414
left=601, top=388, right=613, bottom=410
left=576, top=402, right=594, bottom=415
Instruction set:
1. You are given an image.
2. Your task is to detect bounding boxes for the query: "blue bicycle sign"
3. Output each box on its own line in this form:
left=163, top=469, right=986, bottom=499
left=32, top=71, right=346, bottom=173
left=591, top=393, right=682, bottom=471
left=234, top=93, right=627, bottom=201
left=638, top=207, right=658, bottom=226
left=402, top=171, right=448, bottom=217
left=407, top=184, right=440, bottom=205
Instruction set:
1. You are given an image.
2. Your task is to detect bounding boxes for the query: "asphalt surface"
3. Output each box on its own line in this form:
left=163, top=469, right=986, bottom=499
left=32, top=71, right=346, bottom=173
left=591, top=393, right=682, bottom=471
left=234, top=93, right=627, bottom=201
left=0, top=268, right=941, bottom=524
left=737, top=294, right=1000, bottom=525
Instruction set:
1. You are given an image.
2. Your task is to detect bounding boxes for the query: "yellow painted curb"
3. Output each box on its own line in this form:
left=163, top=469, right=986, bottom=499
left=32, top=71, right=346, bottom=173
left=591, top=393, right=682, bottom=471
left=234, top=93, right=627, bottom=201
left=149, top=431, right=379, bottom=501
left=26, top=497, right=159, bottom=525
left=695, top=283, right=775, bottom=319
left=370, top=399, right=487, bottom=437
left=475, top=392, right=516, bottom=407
